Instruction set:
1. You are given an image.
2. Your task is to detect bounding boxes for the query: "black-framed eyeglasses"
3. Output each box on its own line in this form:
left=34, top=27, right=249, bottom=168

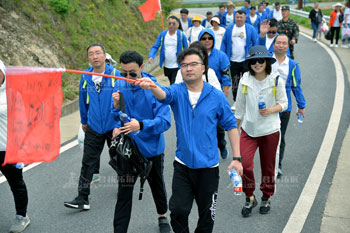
left=168, top=22, right=176, bottom=26
left=120, top=72, right=138, bottom=78
left=267, top=31, right=277, bottom=34
left=180, top=62, right=203, bottom=69
left=200, top=36, right=214, bottom=41
left=249, top=58, right=266, bottom=65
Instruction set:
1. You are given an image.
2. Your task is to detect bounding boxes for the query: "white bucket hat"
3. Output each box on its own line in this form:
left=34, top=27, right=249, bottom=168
left=333, top=2, right=344, bottom=8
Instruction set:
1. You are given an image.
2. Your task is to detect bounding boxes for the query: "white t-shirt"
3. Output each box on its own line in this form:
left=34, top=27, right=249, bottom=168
left=273, top=9, right=282, bottom=21
left=0, top=79, right=7, bottom=151
left=344, top=8, right=350, bottom=24
left=272, top=54, right=289, bottom=83
left=226, top=13, right=234, bottom=26
left=188, top=90, right=202, bottom=109
left=164, top=31, right=178, bottom=68
left=334, top=12, right=341, bottom=27
left=231, top=24, right=246, bottom=62
left=174, top=68, right=222, bottom=91
left=213, top=27, right=226, bottom=50
left=252, top=77, right=268, bottom=94
left=92, top=73, right=103, bottom=93
left=186, top=25, right=205, bottom=42
left=180, top=18, right=189, bottom=32
left=266, top=35, right=275, bottom=50
left=250, top=15, right=257, bottom=25
left=204, top=20, right=212, bottom=28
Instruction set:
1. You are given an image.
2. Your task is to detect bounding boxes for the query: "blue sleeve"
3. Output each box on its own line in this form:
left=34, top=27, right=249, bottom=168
left=291, top=64, right=306, bottom=109
left=218, top=93, right=237, bottom=130
left=148, top=33, right=162, bottom=59
left=251, top=27, right=259, bottom=46
left=258, top=36, right=266, bottom=46
left=159, top=85, right=176, bottom=105
left=79, top=75, right=89, bottom=125
left=142, top=98, right=171, bottom=135
left=220, top=29, right=228, bottom=52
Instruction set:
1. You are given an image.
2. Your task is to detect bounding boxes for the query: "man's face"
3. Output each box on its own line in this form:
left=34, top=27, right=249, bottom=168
left=274, top=35, right=289, bottom=55
left=181, top=13, right=188, bottom=21
left=228, top=5, right=235, bottom=13
left=250, top=8, right=256, bottom=16
left=200, top=33, right=214, bottom=51
left=207, top=14, right=213, bottom=21
left=275, top=5, right=281, bottom=10
left=258, top=6, right=264, bottom=13
left=235, top=13, right=246, bottom=27
left=267, top=26, right=277, bottom=39
left=244, top=1, right=249, bottom=8
left=0, top=70, right=4, bottom=87
left=88, top=46, right=106, bottom=70
left=120, top=62, right=142, bottom=84
left=282, top=9, right=289, bottom=18
left=168, top=18, right=178, bottom=31
left=180, top=54, right=205, bottom=83
left=314, top=2, right=319, bottom=8
left=219, top=7, right=225, bottom=14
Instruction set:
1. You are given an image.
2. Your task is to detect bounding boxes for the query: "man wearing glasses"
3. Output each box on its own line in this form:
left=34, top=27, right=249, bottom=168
left=64, top=43, right=120, bottom=210
left=136, top=48, right=242, bottom=233
left=148, top=16, right=188, bottom=85
left=111, top=51, right=171, bottom=233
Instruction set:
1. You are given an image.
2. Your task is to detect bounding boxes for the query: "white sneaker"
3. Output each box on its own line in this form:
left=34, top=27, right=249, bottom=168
left=335, top=44, right=338, bottom=48
left=231, top=102, right=236, bottom=111
left=330, top=44, right=334, bottom=47
left=313, top=38, right=317, bottom=42
left=9, top=215, right=30, bottom=233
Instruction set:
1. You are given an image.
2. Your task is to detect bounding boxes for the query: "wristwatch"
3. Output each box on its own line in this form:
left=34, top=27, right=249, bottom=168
left=232, top=156, right=242, bottom=162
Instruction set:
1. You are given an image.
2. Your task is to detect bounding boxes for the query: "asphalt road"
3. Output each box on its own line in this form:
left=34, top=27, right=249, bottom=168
left=1, top=33, right=350, bottom=233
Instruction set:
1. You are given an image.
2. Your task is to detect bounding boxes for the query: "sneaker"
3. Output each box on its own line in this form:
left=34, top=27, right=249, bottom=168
left=259, top=197, right=271, bottom=214
left=158, top=216, right=171, bottom=233
left=231, top=103, right=236, bottom=111
left=64, top=196, right=90, bottom=210
left=91, top=173, right=100, bottom=184
left=9, top=215, right=30, bottom=233
left=277, top=168, right=283, bottom=178
left=335, top=44, right=338, bottom=48
left=330, top=44, right=334, bottom=47
left=313, top=38, right=317, bottom=42
left=220, top=147, right=228, bottom=159
left=241, top=196, right=258, bottom=217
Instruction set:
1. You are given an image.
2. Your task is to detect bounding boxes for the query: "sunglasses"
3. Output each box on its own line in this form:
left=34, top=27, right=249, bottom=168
left=168, top=22, right=176, bottom=26
left=249, top=58, right=266, bottom=65
left=200, top=36, right=214, bottom=41
left=120, top=72, right=138, bottom=78
left=267, top=31, right=277, bottom=34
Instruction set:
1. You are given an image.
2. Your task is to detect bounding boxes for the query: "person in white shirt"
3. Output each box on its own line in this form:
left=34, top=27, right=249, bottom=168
left=225, top=1, right=236, bottom=27
left=0, top=59, right=31, bottom=233
left=271, top=2, right=282, bottom=21
left=202, top=11, right=213, bottom=28
left=211, top=16, right=226, bottom=50
left=180, top=8, right=192, bottom=32
left=342, top=1, right=350, bottom=48
left=235, top=45, right=287, bottom=218
left=186, top=16, right=205, bottom=43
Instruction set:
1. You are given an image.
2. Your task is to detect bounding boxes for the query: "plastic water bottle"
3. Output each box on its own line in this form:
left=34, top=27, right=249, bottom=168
left=228, top=168, right=242, bottom=195
left=120, top=112, right=139, bottom=135
left=297, top=113, right=303, bottom=124
left=258, top=94, right=266, bottom=109
left=14, top=163, right=25, bottom=169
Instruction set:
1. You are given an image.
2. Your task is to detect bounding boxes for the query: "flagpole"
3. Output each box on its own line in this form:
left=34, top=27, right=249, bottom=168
left=159, top=0, right=164, bottom=30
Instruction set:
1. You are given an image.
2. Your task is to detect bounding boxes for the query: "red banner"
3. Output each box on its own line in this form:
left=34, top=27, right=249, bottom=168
left=4, top=67, right=63, bottom=165
left=139, top=0, right=161, bottom=22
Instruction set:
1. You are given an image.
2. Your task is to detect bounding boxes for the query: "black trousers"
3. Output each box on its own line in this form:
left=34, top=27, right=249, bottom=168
left=330, top=26, right=341, bottom=44
left=78, top=125, right=112, bottom=197
left=279, top=112, right=291, bottom=169
left=169, top=161, right=219, bottom=233
left=230, top=61, right=247, bottom=102
left=113, top=154, right=168, bottom=233
left=0, top=151, right=28, bottom=217
left=217, top=124, right=226, bottom=152
left=164, top=67, right=178, bottom=85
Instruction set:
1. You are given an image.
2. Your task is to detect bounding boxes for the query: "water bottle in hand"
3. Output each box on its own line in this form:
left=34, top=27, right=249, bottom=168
left=14, top=163, right=25, bottom=169
left=228, top=168, right=242, bottom=195
left=297, top=113, right=303, bottom=124
left=120, top=112, right=139, bottom=135
left=258, top=94, right=266, bottom=109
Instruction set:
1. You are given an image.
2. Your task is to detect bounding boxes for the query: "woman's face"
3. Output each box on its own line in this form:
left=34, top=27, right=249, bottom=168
left=250, top=58, right=266, bottom=74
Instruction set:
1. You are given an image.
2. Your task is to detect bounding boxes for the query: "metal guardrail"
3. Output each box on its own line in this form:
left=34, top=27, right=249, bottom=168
left=290, top=8, right=330, bottom=23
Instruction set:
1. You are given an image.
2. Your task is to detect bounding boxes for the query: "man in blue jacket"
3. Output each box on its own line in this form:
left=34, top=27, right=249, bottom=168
left=217, top=3, right=227, bottom=27
left=241, top=0, right=251, bottom=15
left=137, top=48, right=243, bottom=233
left=246, top=6, right=262, bottom=33
left=220, top=10, right=258, bottom=108
left=148, top=16, right=188, bottom=85
left=272, top=34, right=306, bottom=177
left=64, top=43, right=120, bottom=210
left=111, top=51, right=171, bottom=233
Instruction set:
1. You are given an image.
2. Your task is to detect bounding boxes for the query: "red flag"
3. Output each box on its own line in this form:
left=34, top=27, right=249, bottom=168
left=3, top=67, right=63, bottom=165
left=139, top=0, right=161, bottom=22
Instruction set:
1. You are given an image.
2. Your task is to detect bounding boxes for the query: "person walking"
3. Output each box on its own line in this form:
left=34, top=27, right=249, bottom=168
left=137, top=48, right=243, bottom=233
left=341, top=0, right=350, bottom=48
left=64, top=43, right=120, bottom=210
left=224, top=1, right=236, bottom=28
left=0, top=59, right=31, bottom=233
left=329, top=3, right=344, bottom=47
left=111, top=51, right=171, bottom=233
left=234, top=45, right=288, bottom=217
left=148, top=16, right=188, bottom=85
left=211, top=16, right=226, bottom=50
left=271, top=34, right=306, bottom=177
left=270, top=2, right=282, bottom=21
left=179, top=8, right=192, bottom=32
left=241, top=0, right=251, bottom=16
left=309, top=2, right=323, bottom=42
left=217, top=3, right=227, bottom=28
left=202, top=11, right=213, bottom=28
left=246, top=6, right=262, bottom=33
left=257, top=3, right=268, bottom=21
left=186, top=16, right=205, bottom=43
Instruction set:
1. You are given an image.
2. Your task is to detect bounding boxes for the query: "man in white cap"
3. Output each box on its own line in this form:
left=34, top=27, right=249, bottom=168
left=0, top=59, right=31, bottom=233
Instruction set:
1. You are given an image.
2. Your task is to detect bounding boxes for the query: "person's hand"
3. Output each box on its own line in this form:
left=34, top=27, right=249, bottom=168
left=227, top=160, right=243, bottom=176
left=223, top=86, right=230, bottom=98
left=112, top=128, right=121, bottom=138
left=291, top=39, right=296, bottom=45
left=148, top=57, right=153, bottom=64
left=259, top=108, right=272, bottom=117
left=112, top=91, right=120, bottom=109
left=260, top=19, right=269, bottom=36
left=135, top=77, right=156, bottom=90
left=297, top=108, right=305, bottom=118
left=82, top=124, right=87, bottom=132
left=119, top=119, right=140, bottom=135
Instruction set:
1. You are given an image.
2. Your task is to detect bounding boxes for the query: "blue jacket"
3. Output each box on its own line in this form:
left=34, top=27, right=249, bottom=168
left=257, top=11, right=268, bottom=21
left=111, top=72, right=171, bottom=158
left=265, top=8, right=272, bottom=18
left=223, top=11, right=236, bottom=27
left=201, top=19, right=211, bottom=28
left=241, top=6, right=251, bottom=16
left=217, top=11, right=227, bottom=27
left=198, top=29, right=231, bottom=88
left=220, top=23, right=258, bottom=60
left=79, top=64, right=119, bottom=134
left=160, top=82, right=237, bottom=169
left=283, top=59, right=306, bottom=112
left=257, top=34, right=291, bottom=57
left=184, top=18, right=193, bottom=28
left=246, top=14, right=262, bottom=33
left=148, top=29, right=188, bottom=68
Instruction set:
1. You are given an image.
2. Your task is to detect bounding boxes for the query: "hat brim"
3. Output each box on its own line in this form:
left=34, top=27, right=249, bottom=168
left=245, top=56, right=276, bottom=64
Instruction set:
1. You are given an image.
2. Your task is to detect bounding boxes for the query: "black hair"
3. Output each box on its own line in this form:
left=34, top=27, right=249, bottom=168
left=250, top=5, right=256, bottom=10
left=346, top=0, right=350, bottom=8
left=247, top=58, right=272, bottom=76
left=268, top=18, right=278, bottom=27
left=180, top=8, right=189, bottom=14
left=236, top=9, right=246, bottom=15
left=273, top=33, right=290, bottom=46
left=189, top=41, right=209, bottom=80
left=86, top=43, right=105, bottom=54
left=168, top=15, right=182, bottom=30
left=275, top=2, right=280, bottom=6
left=245, top=0, right=251, bottom=4
left=258, top=3, right=264, bottom=8
left=177, top=48, right=204, bottom=66
left=206, top=11, right=213, bottom=15
left=119, top=51, right=143, bottom=67
left=219, top=4, right=225, bottom=8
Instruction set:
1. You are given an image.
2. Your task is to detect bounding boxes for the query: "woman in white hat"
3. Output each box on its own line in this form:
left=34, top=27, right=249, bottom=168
left=211, top=16, right=226, bottom=49
left=329, top=2, right=344, bottom=47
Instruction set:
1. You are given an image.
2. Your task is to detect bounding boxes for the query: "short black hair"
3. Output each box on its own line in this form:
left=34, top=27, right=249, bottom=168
left=219, top=4, right=225, bottom=8
left=268, top=18, right=278, bottom=27
left=236, top=9, right=246, bottom=15
left=206, top=11, right=213, bottom=15
left=180, top=8, right=189, bottom=14
left=247, top=59, right=272, bottom=76
left=119, top=51, right=143, bottom=67
left=273, top=33, right=290, bottom=46
left=275, top=2, right=280, bottom=6
left=86, top=43, right=105, bottom=54
left=250, top=5, right=256, bottom=10
left=177, top=48, right=204, bottom=65
left=245, top=0, right=251, bottom=4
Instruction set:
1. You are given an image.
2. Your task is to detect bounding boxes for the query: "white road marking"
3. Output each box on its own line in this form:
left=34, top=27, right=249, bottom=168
left=283, top=32, right=345, bottom=233
left=0, top=140, right=78, bottom=184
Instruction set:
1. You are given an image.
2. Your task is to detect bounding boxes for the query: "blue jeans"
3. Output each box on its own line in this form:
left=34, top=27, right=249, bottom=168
left=312, top=22, right=320, bottom=39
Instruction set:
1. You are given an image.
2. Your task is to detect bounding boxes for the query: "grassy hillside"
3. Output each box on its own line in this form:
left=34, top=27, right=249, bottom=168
left=1, top=0, right=166, bottom=100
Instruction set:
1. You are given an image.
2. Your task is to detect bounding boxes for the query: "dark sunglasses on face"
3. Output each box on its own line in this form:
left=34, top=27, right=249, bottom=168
left=249, top=58, right=266, bottom=65
left=120, top=72, right=138, bottom=78
left=267, top=31, right=277, bottom=34
left=200, top=36, right=213, bottom=41
left=168, top=22, right=176, bottom=25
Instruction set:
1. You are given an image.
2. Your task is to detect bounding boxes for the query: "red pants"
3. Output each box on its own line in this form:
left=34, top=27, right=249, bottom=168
left=240, top=129, right=280, bottom=198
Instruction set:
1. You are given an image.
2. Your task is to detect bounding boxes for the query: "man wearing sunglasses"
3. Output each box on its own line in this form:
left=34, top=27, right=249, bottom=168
left=64, top=43, right=121, bottom=211
left=148, top=16, right=188, bottom=85
left=111, top=51, right=171, bottom=233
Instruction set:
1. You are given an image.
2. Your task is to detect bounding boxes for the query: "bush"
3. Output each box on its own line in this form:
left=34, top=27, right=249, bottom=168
left=49, top=0, right=70, bottom=15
